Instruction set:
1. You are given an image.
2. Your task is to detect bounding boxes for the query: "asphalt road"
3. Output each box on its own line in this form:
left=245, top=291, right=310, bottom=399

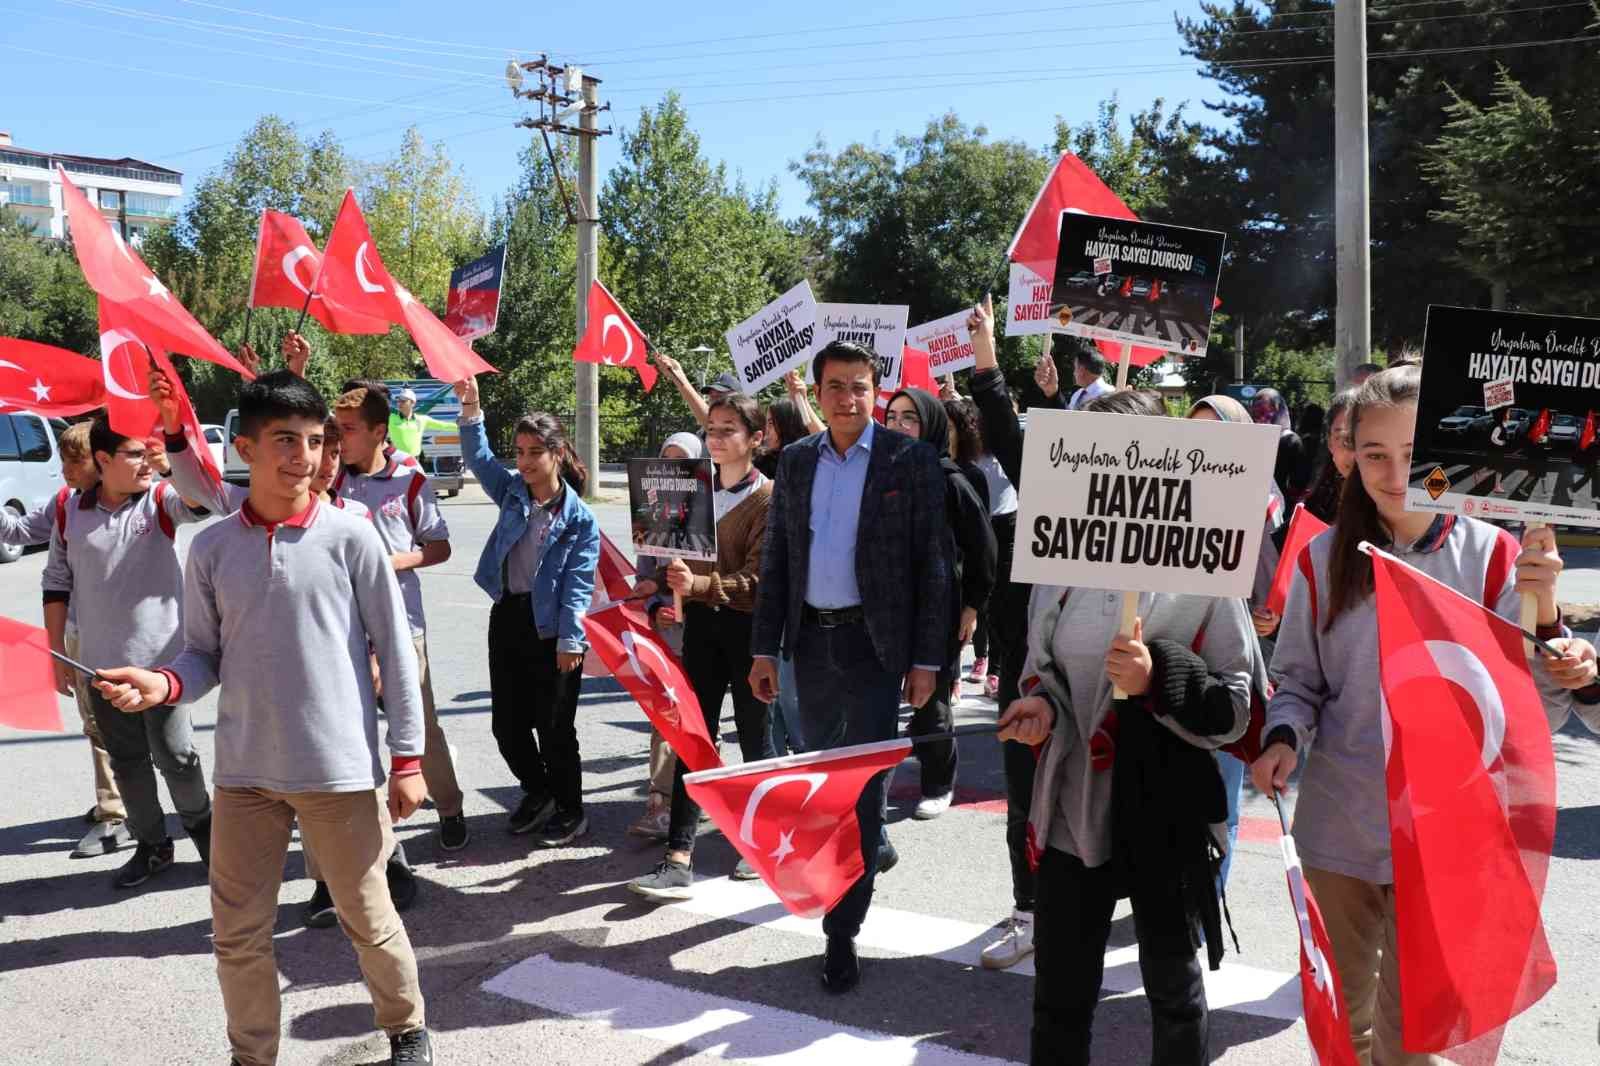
left=2, top=485, right=1598, bottom=1066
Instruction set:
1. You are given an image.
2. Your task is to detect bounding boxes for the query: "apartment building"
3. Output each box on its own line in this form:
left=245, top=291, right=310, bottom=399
left=0, top=130, right=182, bottom=245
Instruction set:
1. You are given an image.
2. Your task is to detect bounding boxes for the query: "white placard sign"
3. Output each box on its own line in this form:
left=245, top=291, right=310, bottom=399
left=1482, top=377, right=1515, bottom=412
left=908, top=309, right=977, bottom=377
left=1011, top=408, right=1281, bottom=597
left=1006, top=261, right=1054, bottom=337
left=810, top=302, right=909, bottom=389
left=726, top=280, right=819, bottom=394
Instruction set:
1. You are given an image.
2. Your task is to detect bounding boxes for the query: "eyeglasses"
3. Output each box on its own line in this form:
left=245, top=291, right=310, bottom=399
left=884, top=412, right=921, bottom=428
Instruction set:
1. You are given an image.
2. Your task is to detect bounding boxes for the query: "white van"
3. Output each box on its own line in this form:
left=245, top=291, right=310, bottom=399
left=0, top=410, right=66, bottom=563
left=222, top=409, right=247, bottom=484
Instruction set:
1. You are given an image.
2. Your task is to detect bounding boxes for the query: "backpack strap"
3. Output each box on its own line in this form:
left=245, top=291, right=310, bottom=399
left=405, top=471, right=426, bottom=529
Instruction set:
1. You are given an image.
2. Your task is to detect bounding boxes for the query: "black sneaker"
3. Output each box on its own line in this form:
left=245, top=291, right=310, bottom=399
left=628, top=860, right=694, bottom=901
left=189, top=814, right=213, bottom=868
left=876, top=841, right=899, bottom=875
left=534, top=808, right=588, bottom=848
left=439, top=813, right=470, bottom=852
left=387, top=847, right=418, bottom=911
left=507, top=793, right=556, bottom=835
left=302, top=881, right=337, bottom=929
left=114, top=838, right=175, bottom=889
left=389, top=1027, right=433, bottom=1065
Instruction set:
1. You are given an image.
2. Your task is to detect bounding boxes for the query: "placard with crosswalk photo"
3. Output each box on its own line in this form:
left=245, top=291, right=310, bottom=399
left=627, top=457, right=719, bottom=562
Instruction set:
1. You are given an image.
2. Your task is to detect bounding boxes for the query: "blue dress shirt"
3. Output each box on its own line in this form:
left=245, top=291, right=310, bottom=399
left=805, top=420, right=874, bottom=609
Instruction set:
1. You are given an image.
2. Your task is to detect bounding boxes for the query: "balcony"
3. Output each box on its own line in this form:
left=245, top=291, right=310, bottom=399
left=1, top=184, right=49, bottom=207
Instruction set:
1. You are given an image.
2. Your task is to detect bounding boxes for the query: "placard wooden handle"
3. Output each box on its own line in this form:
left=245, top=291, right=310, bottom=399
left=1112, top=590, right=1138, bottom=700
left=1114, top=340, right=1133, bottom=389
left=674, top=589, right=685, bottom=625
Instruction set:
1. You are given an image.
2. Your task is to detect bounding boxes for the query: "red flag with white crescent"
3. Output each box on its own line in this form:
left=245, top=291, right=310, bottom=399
left=251, top=211, right=389, bottom=335
left=582, top=532, right=646, bottom=678
left=59, top=167, right=253, bottom=379
left=96, top=298, right=162, bottom=440
left=685, top=739, right=914, bottom=918
left=1371, top=545, right=1557, bottom=1058
left=1579, top=410, right=1596, bottom=453
left=0, top=338, right=107, bottom=416
left=1006, top=153, right=1135, bottom=279
left=583, top=603, right=720, bottom=772
left=1278, top=824, right=1360, bottom=1066
left=147, top=345, right=224, bottom=485
left=572, top=280, right=657, bottom=391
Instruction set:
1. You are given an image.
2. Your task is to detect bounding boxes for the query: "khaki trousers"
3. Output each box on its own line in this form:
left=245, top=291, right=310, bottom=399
left=648, top=729, right=676, bottom=803
left=211, top=786, right=424, bottom=1066
left=413, top=634, right=463, bottom=817
left=1304, top=866, right=1443, bottom=1066
left=65, top=631, right=125, bottom=821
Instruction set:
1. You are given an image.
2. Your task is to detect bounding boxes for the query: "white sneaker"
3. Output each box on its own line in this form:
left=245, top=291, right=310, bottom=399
left=980, top=910, right=1035, bottom=970
left=72, top=819, right=131, bottom=858
left=913, top=792, right=954, bottom=820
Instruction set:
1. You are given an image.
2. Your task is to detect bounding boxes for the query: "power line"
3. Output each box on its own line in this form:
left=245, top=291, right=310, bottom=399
left=170, top=0, right=544, bottom=59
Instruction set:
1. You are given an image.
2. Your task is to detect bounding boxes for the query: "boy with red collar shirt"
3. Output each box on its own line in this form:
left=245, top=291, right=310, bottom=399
left=96, top=371, right=435, bottom=1066
left=42, top=415, right=212, bottom=890
left=330, top=379, right=467, bottom=853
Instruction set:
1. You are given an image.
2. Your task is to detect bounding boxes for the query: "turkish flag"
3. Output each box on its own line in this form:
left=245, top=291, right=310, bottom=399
left=1528, top=407, right=1551, bottom=445
left=1093, top=336, right=1166, bottom=369
left=317, top=191, right=495, bottom=380
left=0, top=338, right=107, bottom=416
left=583, top=531, right=645, bottom=678
left=1580, top=410, right=1595, bottom=453
left=1006, top=152, right=1136, bottom=278
left=97, top=298, right=162, bottom=440
left=873, top=345, right=935, bottom=424
left=149, top=345, right=223, bottom=485
left=583, top=602, right=720, bottom=772
left=1266, top=504, right=1330, bottom=617
left=250, top=211, right=389, bottom=335
left=684, top=738, right=914, bottom=918
left=0, top=616, right=67, bottom=733
left=59, top=168, right=253, bottom=379
left=1372, top=546, right=1557, bottom=1056
left=1279, top=827, right=1360, bottom=1066
left=572, top=280, right=658, bottom=391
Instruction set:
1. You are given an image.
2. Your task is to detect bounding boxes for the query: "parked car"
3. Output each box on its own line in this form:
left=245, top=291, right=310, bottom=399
left=200, top=423, right=226, bottom=473
left=1126, top=277, right=1154, bottom=300
left=222, top=409, right=247, bottom=484
left=0, top=410, right=67, bottom=564
left=1061, top=270, right=1097, bottom=289
left=1547, top=413, right=1581, bottom=450
left=1435, top=405, right=1487, bottom=441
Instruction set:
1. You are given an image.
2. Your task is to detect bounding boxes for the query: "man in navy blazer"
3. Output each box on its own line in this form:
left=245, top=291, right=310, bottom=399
left=750, top=340, right=950, bottom=993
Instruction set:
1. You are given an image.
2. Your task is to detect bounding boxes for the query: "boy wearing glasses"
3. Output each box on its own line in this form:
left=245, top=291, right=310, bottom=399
left=42, top=415, right=212, bottom=890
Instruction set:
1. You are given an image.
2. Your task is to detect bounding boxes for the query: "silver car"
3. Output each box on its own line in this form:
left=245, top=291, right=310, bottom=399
left=0, top=410, right=66, bottom=563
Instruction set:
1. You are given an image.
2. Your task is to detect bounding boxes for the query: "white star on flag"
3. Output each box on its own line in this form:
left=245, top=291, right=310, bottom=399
left=770, top=827, right=796, bottom=865
left=395, top=284, right=415, bottom=307
left=28, top=378, right=50, bottom=402
left=145, top=274, right=170, bottom=300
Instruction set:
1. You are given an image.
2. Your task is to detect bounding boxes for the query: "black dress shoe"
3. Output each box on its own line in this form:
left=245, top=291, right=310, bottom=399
left=821, top=936, right=860, bottom=994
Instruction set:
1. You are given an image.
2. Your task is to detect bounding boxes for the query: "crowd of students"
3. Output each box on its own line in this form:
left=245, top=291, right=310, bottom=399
left=8, top=311, right=1600, bottom=1066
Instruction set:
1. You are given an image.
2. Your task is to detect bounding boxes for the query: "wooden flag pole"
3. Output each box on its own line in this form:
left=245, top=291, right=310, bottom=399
left=294, top=286, right=315, bottom=335
left=1112, top=591, right=1139, bottom=700
left=1114, top=339, right=1134, bottom=389
left=1521, top=521, right=1544, bottom=660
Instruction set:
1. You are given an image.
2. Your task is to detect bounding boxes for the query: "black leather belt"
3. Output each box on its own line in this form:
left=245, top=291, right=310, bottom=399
left=802, top=604, right=864, bottom=628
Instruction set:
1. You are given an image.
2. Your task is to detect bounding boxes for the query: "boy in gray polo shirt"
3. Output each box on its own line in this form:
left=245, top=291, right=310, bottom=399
left=330, top=379, right=467, bottom=853
left=42, top=415, right=211, bottom=890
left=96, top=371, right=434, bottom=1066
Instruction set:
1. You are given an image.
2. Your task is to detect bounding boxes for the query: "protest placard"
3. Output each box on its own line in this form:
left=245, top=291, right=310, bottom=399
left=1048, top=214, right=1225, bottom=358
left=810, top=303, right=910, bottom=389
left=628, top=457, right=718, bottom=561
left=444, top=244, right=507, bottom=341
left=907, top=309, right=976, bottom=377
left=1006, top=261, right=1054, bottom=338
left=726, top=280, right=818, bottom=393
left=1010, top=408, right=1280, bottom=598
left=1406, top=305, right=1600, bottom=529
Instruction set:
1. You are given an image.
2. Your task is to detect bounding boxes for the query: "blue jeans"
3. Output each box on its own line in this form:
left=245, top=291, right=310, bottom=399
left=792, top=616, right=902, bottom=941
left=1215, top=752, right=1244, bottom=888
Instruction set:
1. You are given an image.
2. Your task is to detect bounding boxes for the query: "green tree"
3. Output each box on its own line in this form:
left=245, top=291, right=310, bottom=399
left=793, top=113, right=1049, bottom=382
left=0, top=212, right=97, bottom=354
left=1053, top=95, right=1206, bottom=218
left=1423, top=69, right=1600, bottom=314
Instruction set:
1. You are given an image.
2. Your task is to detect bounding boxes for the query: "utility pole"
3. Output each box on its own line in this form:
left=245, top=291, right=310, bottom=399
left=508, top=57, right=612, bottom=497
left=1334, top=0, right=1371, bottom=390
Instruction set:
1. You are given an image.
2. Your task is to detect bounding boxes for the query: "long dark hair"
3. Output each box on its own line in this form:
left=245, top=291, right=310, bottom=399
left=514, top=413, right=588, bottom=497
left=764, top=399, right=809, bottom=452
left=1301, top=388, right=1358, bottom=522
left=1324, top=367, right=1420, bottom=630
left=945, top=398, right=985, bottom=464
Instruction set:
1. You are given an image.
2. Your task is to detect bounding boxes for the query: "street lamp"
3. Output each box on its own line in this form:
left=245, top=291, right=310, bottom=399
left=688, top=344, right=714, bottom=389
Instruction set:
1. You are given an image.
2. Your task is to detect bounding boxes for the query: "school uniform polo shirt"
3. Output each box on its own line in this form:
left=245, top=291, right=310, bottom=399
left=331, top=447, right=449, bottom=636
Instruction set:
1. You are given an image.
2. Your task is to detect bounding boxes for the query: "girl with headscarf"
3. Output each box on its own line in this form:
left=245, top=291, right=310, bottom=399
left=883, top=387, right=997, bottom=817
left=1249, top=387, right=1309, bottom=504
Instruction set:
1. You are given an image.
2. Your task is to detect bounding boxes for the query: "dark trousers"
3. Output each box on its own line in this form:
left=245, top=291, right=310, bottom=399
left=668, top=605, right=774, bottom=853
left=1033, top=848, right=1207, bottom=1066
left=906, top=666, right=957, bottom=798
left=792, top=615, right=902, bottom=941
left=973, top=610, right=990, bottom=660
left=88, top=690, right=210, bottom=847
left=990, top=511, right=1037, bottom=912
left=488, top=595, right=584, bottom=813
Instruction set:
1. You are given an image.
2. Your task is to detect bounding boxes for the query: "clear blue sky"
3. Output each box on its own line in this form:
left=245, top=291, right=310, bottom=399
left=6, top=0, right=1231, bottom=221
